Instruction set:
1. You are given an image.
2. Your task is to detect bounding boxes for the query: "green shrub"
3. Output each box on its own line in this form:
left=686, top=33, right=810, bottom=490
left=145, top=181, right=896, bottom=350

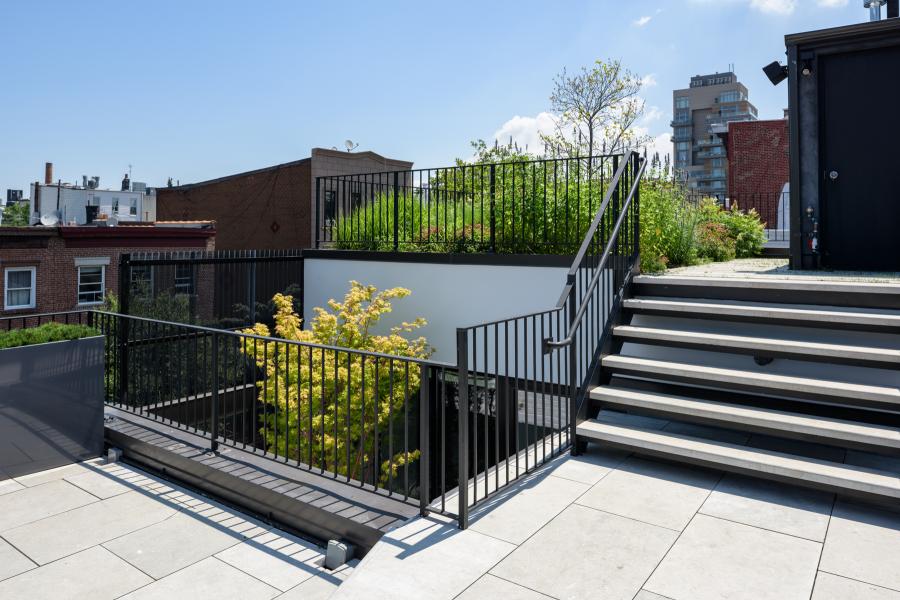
left=720, top=204, right=767, bottom=258
left=639, top=182, right=699, bottom=272
left=696, top=221, right=736, bottom=262
left=0, top=322, right=98, bottom=350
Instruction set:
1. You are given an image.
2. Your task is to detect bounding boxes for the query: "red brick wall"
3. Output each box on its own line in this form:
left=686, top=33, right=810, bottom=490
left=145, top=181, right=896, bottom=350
left=726, top=119, right=789, bottom=227
left=156, top=160, right=311, bottom=250
left=0, top=230, right=215, bottom=318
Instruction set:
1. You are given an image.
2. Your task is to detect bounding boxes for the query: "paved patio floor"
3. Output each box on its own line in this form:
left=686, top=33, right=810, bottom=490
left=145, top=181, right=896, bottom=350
left=661, top=258, right=900, bottom=283
left=0, top=459, right=356, bottom=600
left=333, top=428, right=900, bottom=600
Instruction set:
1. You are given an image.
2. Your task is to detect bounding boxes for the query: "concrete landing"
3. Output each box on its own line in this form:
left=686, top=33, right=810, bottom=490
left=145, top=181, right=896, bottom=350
left=333, top=435, right=900, bottom=600
left=661, top=258, right=900, bottom=284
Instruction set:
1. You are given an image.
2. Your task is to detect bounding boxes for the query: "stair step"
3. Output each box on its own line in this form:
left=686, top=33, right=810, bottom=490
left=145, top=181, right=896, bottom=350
left=612, top=325, right=900, bottom=367
left=631, top=276, right=900, bottom=310
left=623, top=297, right=900, bottom=331
left=601, top=355, right=900, bottom=409
left=589, top=387, right=900, bottom=452
left=577, top=420, right=900, bottom=500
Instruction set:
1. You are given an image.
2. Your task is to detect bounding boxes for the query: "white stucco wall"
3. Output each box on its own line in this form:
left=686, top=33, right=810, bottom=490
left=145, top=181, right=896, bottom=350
left=303, top=257, right=570, bottom=363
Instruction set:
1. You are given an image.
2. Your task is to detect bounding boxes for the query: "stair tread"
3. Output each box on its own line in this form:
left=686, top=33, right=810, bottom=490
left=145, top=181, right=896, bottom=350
left=624, top=297, right=900, bottom=325
left=601, top=355, right=900, bottom=405
left=589, top=386, right=900, bottom=448
left=632, top=275, right=900, bottom=295
left=578, top=420, right=900, bottom=498
left=613, top=325, right=900, bottom=363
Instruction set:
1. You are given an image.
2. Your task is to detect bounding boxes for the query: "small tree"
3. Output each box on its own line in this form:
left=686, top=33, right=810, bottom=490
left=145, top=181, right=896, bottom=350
left=241, top=282, right=432, bottom=490
left=0, top=202, right=30, bottom=227
left=543, top=58, right=648, bottom=158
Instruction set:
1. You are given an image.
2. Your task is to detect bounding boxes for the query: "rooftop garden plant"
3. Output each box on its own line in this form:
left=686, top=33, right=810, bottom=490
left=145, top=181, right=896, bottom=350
left=240, top=282, right=432, bottom=491
left=0, top=322, right=98, bottom=350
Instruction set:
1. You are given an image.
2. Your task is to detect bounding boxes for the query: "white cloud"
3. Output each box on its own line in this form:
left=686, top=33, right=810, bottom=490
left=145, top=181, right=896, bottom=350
left=750, top=0, right=797, bottom=15
left=642, top=106, right=664, bottom=123
left=634, top=15, right=653, bottom=26
left=491, top=112, right=559, bottom=154
left=641, top=73, right=658, bottom=88
left=817, top=0, right=848, bottom=6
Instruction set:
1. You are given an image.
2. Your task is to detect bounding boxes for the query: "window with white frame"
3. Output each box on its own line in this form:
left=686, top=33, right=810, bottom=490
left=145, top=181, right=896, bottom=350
left=174, top=264, right=194, bottom=295
left=77, top=265, right=105, bottom=304
left=4, top=267, right=36, bottom=310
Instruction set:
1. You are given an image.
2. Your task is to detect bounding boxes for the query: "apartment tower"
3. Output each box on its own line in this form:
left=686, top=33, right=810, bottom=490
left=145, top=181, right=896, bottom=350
left=672, top=71, right=758, bottom=195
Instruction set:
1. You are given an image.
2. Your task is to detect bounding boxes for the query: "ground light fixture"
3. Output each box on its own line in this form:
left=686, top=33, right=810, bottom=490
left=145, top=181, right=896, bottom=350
left=763, top=61, right=788, bottom=86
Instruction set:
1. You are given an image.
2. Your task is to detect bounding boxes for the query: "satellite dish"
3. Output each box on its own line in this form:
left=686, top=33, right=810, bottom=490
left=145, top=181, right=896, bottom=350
left=40, top=213, right=59, bottom=227
left=344, top=139, right=354, bottom=150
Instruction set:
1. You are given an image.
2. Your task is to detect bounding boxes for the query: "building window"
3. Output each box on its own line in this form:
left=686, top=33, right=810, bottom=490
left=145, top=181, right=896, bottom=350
left=77, top=265, right=105, bottom=305
left=129, top=198, right=138, bottom=216
left=712, top=158, right=725, bottom=167
left=112, top=198, right=120, bottom=213
left=675, top=96, right=689, bottom=109
left=719, top=91, right=742, bottom=103
left=675, top=141, right=690, bottom=151
left=175, top=264, right=194, bottom=295
left=4, top=267, right=36, bottom=310
left=130, top=265, right=154, bottom=294
left=673, top=110, right=690, bottom=124
left=676, top=150, right=689, bottom=164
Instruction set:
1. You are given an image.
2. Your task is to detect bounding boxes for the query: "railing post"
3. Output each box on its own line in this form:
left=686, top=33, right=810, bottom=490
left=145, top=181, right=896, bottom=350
left=456, top=329, right=469, bottom=529
left=419, top=365, right=431, bottom=517
left=210, top=331, right=220, bottom=452
left=315, top=178, right=320, bottom=248
left=489, top=164, right=496, bottom=253
left=567, top=286, right=580, bottom=456
left=632, top=154, right=641, bottom=263
left=393, top=171, right=400, bottom=252
left=117, top=255, right=130, bottom=406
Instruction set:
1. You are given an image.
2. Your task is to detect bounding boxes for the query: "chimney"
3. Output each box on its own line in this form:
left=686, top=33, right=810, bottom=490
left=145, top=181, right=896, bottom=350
left=44, top=162, right=53, bottom=185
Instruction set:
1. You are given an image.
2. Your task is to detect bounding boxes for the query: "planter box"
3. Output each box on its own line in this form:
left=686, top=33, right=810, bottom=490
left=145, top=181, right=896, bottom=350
left=0, top=336, right=105, bottom=478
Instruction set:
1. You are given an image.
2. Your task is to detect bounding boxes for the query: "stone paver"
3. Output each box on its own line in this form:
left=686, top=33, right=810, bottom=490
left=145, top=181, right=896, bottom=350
left=104, top=512, right=247, bottom=579
left=492, top=504, right=677, bottom=600
left=457, top=574, right=554, bottom=599
left=662, top=258, right=900, bottom=283
left=3, top=489, right=178, bottom=564
left=0, top=477, right=24, bottom=496
left=645, top=513, right=821, bottom=600
left=0, top=479, right=97, bottom=531
left=215, top=530, right=329, bottom=592
left=700, top=474, right=834, bottom=541
left=812, top=571, right=900, bottom=599
left=576, top=456, right=720, bottom=531
left=120, top=556, right=280, bottom=600
left=470, top=472, right=590, bottom=544
left=0, top=537, right=36, bottom=582
left=0, top=546, right=151, bottom=600
left=545, top=448, right=629, bottom=486
left=275, top=562, right=355, bottom=599
left=333, top=515, right=516, bottom=600
left=819, top=500, right=900, bottom=592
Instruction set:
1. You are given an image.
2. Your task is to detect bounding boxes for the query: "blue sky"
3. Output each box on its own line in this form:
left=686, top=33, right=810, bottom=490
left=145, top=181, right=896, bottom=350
left=0, top=0, right=864, bottom=198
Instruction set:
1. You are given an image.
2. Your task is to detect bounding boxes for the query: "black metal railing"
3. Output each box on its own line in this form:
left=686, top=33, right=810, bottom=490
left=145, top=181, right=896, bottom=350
left=454, top=151, right=645, bottom=528
left=119, top=250, right=304, bottom=329
left=81, top=311, right=459, bottom=515
left=315, top=156, right=617, bottom=254
left=0, top=310, right=93, bottom=331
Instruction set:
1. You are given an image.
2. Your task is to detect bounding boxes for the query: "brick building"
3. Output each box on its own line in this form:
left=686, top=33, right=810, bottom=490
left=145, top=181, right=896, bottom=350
left=0, top=224, right=215, bottom=317
left=156, top=148, right=413, bottom=251
left=722, top=118, right=790, bottom=229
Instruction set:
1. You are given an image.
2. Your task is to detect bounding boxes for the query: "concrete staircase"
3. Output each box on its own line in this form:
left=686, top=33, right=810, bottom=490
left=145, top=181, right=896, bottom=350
left=578, top=275, right=900, bottom=504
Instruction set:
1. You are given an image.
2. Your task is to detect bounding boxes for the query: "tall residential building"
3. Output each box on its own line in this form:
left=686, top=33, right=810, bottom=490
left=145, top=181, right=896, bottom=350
left=672, top=71, right=758, bottom=195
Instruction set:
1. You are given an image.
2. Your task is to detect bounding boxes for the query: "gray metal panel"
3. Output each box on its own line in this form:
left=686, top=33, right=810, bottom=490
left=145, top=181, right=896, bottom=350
left=0, top=336, right=104, bottom=478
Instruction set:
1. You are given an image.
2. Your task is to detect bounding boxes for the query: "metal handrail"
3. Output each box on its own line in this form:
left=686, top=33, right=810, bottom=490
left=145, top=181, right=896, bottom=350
left=545, top=157, right=646, bottom=350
